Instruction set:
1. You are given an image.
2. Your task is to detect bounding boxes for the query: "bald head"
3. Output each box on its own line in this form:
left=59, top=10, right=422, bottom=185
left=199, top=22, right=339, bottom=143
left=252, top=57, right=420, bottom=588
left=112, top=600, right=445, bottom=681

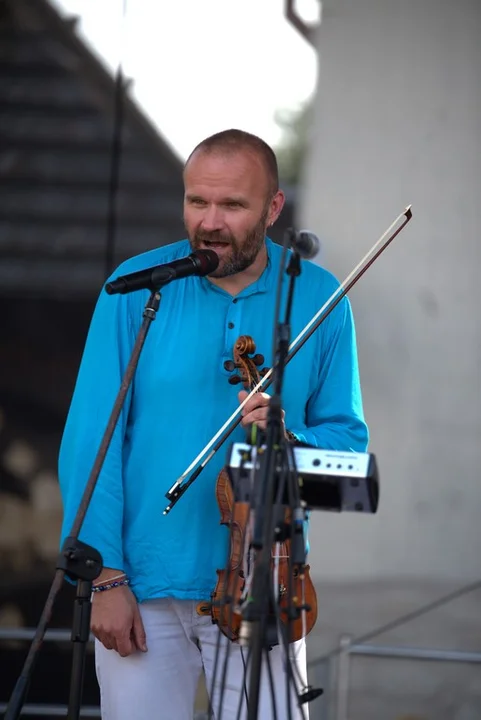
left=182, top=131, right=285, bottom=286
left=184, top=129, right=279, bottom=200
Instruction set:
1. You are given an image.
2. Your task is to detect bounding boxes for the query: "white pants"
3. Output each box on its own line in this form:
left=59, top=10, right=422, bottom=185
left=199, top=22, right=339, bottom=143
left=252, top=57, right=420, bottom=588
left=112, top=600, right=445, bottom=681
left=94, top=598, right=310, bottom=720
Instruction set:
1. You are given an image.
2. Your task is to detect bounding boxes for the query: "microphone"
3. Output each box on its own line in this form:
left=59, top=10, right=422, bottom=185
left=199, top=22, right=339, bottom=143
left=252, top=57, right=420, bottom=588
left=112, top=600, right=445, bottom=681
left=288, top=229, right=321, bottom=260
left=104, top=249, right=219, bottom=295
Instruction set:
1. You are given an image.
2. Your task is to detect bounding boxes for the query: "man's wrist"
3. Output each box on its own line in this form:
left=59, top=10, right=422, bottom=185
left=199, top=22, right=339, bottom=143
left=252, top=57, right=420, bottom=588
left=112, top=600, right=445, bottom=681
left=285, top=429, right=301, bottom=444
left=96, top=567, right=125, bottom=583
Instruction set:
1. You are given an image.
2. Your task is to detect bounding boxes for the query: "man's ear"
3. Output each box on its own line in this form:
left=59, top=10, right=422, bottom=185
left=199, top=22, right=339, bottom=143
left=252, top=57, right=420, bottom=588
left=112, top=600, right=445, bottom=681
left=267, top=190, right=286, bottom=227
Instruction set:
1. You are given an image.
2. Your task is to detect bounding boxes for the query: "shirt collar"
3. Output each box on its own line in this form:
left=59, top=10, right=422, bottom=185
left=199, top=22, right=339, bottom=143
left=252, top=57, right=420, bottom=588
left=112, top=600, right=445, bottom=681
left=201, top=236, right=275, bottom=299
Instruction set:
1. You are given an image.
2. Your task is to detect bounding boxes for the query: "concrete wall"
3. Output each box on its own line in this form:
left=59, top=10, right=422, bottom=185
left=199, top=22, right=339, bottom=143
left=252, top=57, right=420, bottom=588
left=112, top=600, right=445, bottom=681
left=298, top=1, right=481, bottom=716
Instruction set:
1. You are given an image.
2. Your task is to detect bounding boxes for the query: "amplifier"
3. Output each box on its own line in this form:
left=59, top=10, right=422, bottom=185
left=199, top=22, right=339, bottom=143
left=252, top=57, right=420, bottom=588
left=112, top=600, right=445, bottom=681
left=226, top=443, right=379, bottom=514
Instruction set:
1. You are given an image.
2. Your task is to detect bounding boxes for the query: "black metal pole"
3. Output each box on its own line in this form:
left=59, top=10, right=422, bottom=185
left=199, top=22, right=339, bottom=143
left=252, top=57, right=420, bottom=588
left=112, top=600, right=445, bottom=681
left=67, top=579, right=95, bottom=720
left=244, top=251, right=302, bottom=720
left=5, top=290, right=162, bottom=720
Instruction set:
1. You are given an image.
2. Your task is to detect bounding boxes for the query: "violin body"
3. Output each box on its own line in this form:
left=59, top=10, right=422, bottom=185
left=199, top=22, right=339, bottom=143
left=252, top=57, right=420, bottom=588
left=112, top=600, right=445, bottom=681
left=210, top=336, right=318, bottom=644
left=212, top=468, right=318, bottom=643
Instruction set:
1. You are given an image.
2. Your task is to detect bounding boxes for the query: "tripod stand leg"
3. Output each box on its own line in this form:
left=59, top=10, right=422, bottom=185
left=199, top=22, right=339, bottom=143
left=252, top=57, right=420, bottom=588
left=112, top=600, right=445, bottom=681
left=67, top=579, right=93, bottom=720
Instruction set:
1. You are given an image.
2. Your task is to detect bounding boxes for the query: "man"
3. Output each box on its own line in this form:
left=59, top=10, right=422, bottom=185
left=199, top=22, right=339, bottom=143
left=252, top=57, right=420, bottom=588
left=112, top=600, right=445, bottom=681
left=58, top=129, right=368, bottom=719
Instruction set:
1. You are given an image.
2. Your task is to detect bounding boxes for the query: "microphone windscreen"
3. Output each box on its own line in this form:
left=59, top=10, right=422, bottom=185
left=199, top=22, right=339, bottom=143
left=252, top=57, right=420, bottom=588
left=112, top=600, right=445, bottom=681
left=193, top=249, right=219, bottom=275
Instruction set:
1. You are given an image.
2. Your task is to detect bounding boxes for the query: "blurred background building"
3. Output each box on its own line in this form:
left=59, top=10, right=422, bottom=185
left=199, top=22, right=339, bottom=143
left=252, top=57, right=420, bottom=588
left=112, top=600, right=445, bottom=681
left=1, top=0, right=480, bottom=718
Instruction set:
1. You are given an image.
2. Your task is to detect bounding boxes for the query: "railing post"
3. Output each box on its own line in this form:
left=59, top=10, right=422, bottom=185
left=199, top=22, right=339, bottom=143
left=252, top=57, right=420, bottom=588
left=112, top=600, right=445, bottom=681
left=334, top=635, right=351, bottom=720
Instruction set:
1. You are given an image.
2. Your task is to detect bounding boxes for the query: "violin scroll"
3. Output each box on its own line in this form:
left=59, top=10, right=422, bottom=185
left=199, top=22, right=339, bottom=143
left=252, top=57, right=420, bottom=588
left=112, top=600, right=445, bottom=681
left=227, top=335, right=269, bottom=387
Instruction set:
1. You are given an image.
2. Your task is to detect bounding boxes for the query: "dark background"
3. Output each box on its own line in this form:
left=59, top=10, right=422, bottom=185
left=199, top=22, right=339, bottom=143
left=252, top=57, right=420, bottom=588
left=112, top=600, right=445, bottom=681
left=0, top=0, right=298, bottom=714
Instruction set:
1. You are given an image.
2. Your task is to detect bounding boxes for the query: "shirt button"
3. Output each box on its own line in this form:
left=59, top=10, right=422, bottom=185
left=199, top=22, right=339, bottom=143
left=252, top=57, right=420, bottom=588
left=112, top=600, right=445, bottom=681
left=228, top=322, right=235, bottom=329
left=232, top=298, right=238, bottom=304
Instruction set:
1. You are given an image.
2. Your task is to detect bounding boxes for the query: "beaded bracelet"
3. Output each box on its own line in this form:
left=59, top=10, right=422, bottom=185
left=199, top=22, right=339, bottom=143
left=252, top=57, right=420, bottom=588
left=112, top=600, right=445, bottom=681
left=92, top=578, right=130, bottom=593
left=92, top=572, right=126, bottom=587
left=285, top=429, right=302, bottom=445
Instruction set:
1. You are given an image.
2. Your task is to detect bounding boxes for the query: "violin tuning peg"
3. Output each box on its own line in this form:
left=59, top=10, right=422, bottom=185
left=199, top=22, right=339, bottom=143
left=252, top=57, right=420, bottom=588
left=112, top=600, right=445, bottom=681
left=260, top=368, right=270, bottom=377
left=223, top=360, right=236, bottom=372
left=252, top=354, right=265, bottom=366
left=228, top=375, right=242, bottom=385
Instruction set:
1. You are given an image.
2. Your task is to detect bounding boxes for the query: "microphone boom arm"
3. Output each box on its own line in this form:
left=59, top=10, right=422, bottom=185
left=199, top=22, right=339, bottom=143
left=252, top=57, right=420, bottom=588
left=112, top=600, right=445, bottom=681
left=164, top=205, right=413, bottom=514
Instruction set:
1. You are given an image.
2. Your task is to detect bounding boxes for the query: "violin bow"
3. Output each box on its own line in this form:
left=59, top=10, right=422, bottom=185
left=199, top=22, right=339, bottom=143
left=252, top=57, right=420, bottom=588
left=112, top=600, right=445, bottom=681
left=164, top=204, right=413, bottom=514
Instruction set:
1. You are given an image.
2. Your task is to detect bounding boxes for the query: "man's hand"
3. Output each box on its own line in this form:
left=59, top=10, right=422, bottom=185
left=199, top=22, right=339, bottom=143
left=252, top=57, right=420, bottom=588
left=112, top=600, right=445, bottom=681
left=91, top=582, right=147, bottom=657
left=238, top=390, right=286, bottom=433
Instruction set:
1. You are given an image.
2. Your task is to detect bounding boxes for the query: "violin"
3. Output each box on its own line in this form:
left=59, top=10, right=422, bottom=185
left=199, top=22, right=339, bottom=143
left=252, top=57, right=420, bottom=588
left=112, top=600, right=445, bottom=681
left=209, top=335, right=318, bottom=643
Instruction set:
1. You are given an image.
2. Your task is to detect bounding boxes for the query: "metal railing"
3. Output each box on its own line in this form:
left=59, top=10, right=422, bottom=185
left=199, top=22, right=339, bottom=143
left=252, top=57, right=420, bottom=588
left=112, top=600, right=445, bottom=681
left=2, top=627, right=481, bottom=718
left=0, top=627, right=98, bottom=718
left=0, top=704, right=99, bottom=718
left=332, top=635, right=481, bottom=720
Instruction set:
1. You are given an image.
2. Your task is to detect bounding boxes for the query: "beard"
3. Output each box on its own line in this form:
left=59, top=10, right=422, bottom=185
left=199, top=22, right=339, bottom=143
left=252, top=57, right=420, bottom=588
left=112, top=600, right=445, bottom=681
left=189, top=207, right=269, bottom=278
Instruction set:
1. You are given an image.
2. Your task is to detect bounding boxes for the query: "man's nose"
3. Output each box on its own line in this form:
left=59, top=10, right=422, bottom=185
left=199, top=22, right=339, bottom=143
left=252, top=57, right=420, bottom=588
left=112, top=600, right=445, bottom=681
left=200, top=204, right=224, bottom=232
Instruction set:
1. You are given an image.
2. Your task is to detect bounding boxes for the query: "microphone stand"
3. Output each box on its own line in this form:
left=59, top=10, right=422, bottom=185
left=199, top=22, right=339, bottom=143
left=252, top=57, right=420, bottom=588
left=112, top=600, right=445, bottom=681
left=242, top=246, right=304, bottom=720
left=5, top=288, right=164, bottom=720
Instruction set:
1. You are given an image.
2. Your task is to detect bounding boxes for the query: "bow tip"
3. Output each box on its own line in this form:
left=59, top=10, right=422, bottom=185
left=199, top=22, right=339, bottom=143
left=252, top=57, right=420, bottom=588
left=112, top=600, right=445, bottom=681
left=404, top=204, right=413, bottom=219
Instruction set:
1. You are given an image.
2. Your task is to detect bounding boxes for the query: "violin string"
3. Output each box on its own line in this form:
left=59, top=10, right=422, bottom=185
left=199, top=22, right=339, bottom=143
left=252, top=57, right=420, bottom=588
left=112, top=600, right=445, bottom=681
left=168, top=205, right=412, bottom=493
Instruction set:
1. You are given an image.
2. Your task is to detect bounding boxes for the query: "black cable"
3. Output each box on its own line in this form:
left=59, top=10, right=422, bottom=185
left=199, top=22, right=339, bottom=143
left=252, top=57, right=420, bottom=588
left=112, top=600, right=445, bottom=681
left=271, top=449, right=294, bottom=720
left=275, top=619, right=308, bottom=720
left=206, top=620, right=223, bottom=720
left=216, top=636, right=235, bottom=720
left=208, top=451, right=253, bottom=719
left=208, top=536, right=237, bottom=720
left=285, top=442, right=309, bottom=695
left=240, top=646, right=251, bottom=712
left=286, top=446, right=296, bottom=720
left=235, top=646, right=252, bottom=720
left=271, top=234, right=290, bottom=364
left=273, top=441, right=310, bottom=720
left=104, top=65, right=125, bottom=279
left=264, top=643, right=279, bottom=720
left=104, top=0, right=128, bottom=279
left=255, top=584, right=279, bottom=720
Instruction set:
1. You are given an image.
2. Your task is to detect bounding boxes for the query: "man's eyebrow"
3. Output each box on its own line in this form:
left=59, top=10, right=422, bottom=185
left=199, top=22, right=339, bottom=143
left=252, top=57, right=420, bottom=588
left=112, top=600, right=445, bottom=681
left=221, top=196, right=249, bottom=205
left=185, top=193, right=249, bottom=206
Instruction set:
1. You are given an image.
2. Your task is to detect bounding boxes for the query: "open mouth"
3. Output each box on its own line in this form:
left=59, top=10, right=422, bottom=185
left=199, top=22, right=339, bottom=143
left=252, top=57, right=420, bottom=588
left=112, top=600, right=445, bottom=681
left=203, top=240, right=230, bottom=249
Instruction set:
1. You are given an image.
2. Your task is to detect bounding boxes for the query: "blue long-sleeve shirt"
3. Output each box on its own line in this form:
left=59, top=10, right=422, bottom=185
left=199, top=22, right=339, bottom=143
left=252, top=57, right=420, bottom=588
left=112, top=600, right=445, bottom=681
left=58, top=237, right=368, bottom=603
